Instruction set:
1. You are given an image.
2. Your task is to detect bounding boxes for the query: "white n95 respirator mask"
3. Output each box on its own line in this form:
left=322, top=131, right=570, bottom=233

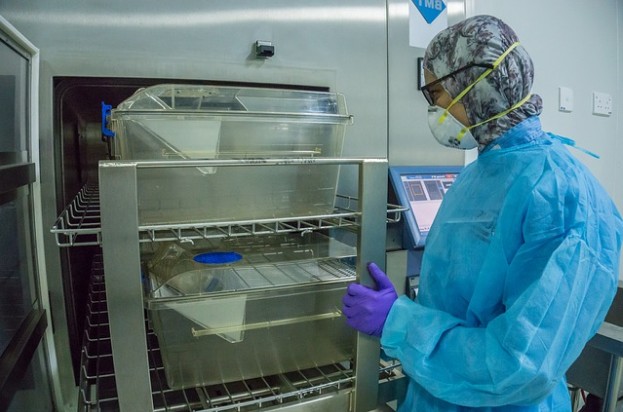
left=425, top=42, right=529, bottom=151
left=428, top=106, right=478, bottom=150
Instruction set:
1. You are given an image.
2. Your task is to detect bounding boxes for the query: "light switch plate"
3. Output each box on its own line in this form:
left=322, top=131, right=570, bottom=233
left=558, top=86, right=573, bottom=112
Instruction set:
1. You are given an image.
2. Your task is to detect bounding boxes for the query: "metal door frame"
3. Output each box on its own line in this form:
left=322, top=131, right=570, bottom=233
left=0, top=14, right=56, bottom=410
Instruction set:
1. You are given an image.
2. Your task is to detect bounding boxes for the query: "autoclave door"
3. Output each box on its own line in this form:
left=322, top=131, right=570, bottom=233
left=0, top=15, right=54, bottom=411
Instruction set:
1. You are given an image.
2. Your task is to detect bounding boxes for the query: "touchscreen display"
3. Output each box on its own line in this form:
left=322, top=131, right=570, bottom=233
left=399, top=173, right=457, bottom=235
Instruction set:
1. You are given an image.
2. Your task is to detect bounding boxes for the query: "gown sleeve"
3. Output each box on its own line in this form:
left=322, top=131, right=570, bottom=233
left=381, top=172, right=623, bottom=407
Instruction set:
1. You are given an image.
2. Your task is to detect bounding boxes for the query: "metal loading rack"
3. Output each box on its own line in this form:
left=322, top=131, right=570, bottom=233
left=76, top=158, right=400, bottom=411
left=52, top=184, right=406, bottom=247
left=79, top=254, right=403, bottom=412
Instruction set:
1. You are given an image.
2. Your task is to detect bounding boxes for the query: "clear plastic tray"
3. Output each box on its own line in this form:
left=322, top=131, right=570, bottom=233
left=109, top=85, right=353, bottom=225
left=143, top=233, right=357, bottom=388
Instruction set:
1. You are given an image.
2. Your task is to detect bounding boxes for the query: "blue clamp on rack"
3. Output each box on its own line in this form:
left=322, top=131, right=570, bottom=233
left=101, top=102, right=115, bottom=138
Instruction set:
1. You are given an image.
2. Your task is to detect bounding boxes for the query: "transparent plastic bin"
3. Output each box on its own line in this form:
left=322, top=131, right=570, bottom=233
left=109, top=85, right=352, bottom=225
left=147, top=283, right=354, bottom=389
left=144, top=234, right=357, bottom=389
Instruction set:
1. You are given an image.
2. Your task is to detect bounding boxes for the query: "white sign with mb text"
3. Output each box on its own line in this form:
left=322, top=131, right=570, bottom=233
left=409, top=0, right=448, bottom=49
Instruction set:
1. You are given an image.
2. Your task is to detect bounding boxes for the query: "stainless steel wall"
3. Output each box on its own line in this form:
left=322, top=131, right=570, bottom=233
left=0, top=2, right=389, bottom=410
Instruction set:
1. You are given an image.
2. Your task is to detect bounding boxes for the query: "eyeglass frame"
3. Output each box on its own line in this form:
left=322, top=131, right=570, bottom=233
left=421, top=63, right=494, bottom=106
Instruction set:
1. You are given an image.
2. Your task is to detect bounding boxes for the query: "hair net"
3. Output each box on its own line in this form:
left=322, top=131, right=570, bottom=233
left=423, top=15, right=543, bottom=148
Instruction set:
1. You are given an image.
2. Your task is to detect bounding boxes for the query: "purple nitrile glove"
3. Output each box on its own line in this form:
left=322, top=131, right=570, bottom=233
left=341, top=262, right=398, bottom=337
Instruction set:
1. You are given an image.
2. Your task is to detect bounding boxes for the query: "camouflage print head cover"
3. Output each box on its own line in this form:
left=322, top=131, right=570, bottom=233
left=423, top=15, right=543, bottom=149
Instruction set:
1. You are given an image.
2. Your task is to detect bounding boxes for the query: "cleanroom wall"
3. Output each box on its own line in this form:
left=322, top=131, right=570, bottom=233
left=465, top=0, right=623, bottom=278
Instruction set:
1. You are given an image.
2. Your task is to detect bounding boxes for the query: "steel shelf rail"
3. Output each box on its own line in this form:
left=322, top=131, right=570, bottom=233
left=52, top=189, right=405, bottom=247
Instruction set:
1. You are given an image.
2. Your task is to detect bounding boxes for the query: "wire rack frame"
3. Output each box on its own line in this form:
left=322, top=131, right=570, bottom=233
left=53, top=184, right=406, bottom=248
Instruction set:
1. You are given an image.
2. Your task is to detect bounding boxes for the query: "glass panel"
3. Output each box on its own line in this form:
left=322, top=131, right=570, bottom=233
left=0, top=193, right=38, bottom=355
left=0, top=39, right=28, bottom=156
left=7, top=340, right=54, bottom=412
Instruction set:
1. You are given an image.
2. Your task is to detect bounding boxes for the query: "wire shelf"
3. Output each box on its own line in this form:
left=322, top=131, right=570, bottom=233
left=53, top=184, right=406, bottom=248
left=52, top=184, right=102, bottom=247
left=79, top=254, right=402, bottom=412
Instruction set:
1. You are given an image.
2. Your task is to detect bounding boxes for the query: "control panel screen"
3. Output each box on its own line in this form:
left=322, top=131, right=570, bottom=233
left=400, top=173, right=457, bottom=235
left=389, top=166, right=461, bottom=248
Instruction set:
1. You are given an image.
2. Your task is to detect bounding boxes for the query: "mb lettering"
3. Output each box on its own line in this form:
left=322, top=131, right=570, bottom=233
left=418, top=0, right=444, bottom=10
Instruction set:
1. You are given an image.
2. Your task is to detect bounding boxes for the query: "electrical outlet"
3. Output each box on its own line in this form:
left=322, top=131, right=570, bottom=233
left=592, top=92, right=613, bottom=116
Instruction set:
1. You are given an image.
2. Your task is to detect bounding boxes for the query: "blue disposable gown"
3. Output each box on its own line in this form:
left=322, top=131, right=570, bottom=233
left=381, top=117, right=623, bottom=411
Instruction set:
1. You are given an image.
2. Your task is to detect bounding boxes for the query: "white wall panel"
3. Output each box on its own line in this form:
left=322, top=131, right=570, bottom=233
left=467, top=0, right=622, bottom=279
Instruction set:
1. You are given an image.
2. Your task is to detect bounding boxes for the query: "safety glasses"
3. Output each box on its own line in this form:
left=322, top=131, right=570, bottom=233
left=421, top=63, right=494, bottom=106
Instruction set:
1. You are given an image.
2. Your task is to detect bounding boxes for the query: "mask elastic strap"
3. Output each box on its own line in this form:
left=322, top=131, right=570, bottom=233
left=548, top=133, right=601, bottom=159
left=439, top=41, right=521, bottom=124
left=456, top=92, right=533, bottom=141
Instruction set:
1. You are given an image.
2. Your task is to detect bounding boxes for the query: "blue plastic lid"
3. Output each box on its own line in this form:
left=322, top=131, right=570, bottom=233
left=193, top=251, right=242, bottom=265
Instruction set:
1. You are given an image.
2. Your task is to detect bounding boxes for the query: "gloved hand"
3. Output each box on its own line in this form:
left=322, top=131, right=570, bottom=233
left=342, top=262, right=398, bottom=337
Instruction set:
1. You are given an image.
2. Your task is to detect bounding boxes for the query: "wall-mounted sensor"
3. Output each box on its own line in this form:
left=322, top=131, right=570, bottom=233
left=255, top=40, right=274, bottom=58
